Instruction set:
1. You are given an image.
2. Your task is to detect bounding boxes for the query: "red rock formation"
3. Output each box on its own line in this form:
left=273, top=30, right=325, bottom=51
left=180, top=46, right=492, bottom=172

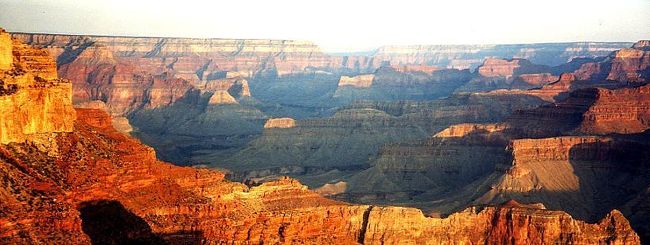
left=434, top=123, right=507, bottom=138
left=607, top=47, right=650, bottom=83
left=505, top=83, right=650, bottom=137
left=207, top=90, right=237, bottom=105
left=477, top=58, right=549, bottom=77
left=512, top=73, right=558, bottom=88
left=578, top=83, right=650, bottom=134
left=570, top=41, right=650, bottom=84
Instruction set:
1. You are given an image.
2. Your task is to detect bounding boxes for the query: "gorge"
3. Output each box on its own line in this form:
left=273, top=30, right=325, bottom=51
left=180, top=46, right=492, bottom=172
left=1, top=25, right=649, bottom=244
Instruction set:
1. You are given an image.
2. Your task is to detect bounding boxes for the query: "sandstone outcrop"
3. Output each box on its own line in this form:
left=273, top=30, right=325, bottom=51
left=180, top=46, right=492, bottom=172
left=477, top=58, right=550, bottom=77
left=11, top=32, right=634, bottom=116
left=74, top=100, right=134, bottom=133
left=566, top=41, right=650, bottom=84
left=207, top=90, right=238, bottom=105
left=434, top=123, right=507, bottom=138
left=578, top=83, right=650, bottom=134
left=0, top=29, right=75, bottom=144
left=337, top=74, right=375, bottom=88
left=511, top=73, right=559, bottom=89
left=456, top=58, right=556, bottom=92
left=263, top=117, right=296, bottom=128
left=390, top=64, right=439, bottom=74
left=0, top=106, right=641, bottom=244
left=606, top=46, right=650, bottom=83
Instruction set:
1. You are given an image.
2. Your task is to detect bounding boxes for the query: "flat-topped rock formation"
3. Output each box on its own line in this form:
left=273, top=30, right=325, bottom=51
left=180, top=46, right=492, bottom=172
left=477, top=58, right=551, bottom=77
left=390, top=64, right=439, bottom=74
left=337, top=74, right=375, bottom=88
left=456, top=58, right=557, bottom=92
left=263, top=117, right=296, bottom=128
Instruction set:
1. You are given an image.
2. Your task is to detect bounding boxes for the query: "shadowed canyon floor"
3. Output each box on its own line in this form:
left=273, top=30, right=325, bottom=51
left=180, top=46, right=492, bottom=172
left=2, top=28, right=649, bottom=243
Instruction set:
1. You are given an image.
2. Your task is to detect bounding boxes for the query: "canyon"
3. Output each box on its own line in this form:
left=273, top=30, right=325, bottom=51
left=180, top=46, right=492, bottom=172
left=0, top=28, right=643, bottom=244
left=1, top=26, right=649, bottom=244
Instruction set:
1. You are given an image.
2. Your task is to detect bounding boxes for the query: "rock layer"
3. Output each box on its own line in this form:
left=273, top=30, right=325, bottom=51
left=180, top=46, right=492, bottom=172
left=0, top=29, right=75, bottom=144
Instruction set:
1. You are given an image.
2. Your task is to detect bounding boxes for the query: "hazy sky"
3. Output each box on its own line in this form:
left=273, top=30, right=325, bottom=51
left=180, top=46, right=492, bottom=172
left=0, top=0, right=648, bottom=52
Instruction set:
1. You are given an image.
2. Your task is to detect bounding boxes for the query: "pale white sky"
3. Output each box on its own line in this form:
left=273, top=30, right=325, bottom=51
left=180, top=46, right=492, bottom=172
left=0, top=0, right=648, bottom=52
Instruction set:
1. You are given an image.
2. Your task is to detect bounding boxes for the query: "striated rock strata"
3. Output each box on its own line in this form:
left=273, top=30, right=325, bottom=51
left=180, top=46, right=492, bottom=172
left=0, top=29, right=75, bottom=144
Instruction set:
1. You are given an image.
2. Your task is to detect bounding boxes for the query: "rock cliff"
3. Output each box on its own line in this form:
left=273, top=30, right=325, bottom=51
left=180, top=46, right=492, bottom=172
left=506, top=84, right=650, bottom=137
left=0, top=29, right=75, bottom=144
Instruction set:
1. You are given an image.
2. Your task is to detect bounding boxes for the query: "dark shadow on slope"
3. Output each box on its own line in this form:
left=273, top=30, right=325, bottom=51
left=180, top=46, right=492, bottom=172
left=79, top=200, right=206, bottom=244
left=128, top=88, right=267, bottom=165
left=505, top=88, right=600, bottom=138
left=568, top=139, right=650, bottom=243
left=79, top=200, right=165, bottom=244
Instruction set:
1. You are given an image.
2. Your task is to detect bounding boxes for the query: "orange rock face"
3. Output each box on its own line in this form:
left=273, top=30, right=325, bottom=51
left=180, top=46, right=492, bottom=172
left=0, top=29, right=75, bottom=144
left=338, top=74, right=375, bottom=88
